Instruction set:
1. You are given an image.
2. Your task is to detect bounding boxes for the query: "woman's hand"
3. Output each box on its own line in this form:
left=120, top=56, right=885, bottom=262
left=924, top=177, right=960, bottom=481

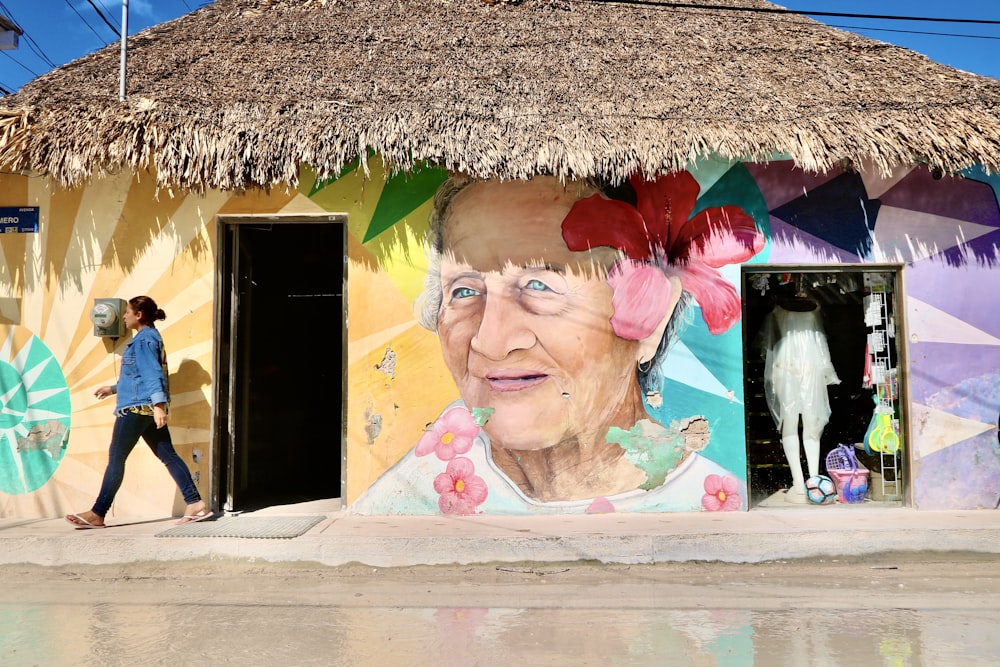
left=94, top=386, right=115, bottom=400
left=153, top=404, right=168, bottom=429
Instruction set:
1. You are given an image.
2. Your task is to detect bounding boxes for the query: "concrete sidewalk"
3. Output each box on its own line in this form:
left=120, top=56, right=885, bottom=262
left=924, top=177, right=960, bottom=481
left=3, top=501, right=999, bottom=567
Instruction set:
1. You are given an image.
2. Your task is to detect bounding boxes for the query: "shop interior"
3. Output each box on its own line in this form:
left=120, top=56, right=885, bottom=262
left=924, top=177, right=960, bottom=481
left=742, top=269, right=904, bottom=508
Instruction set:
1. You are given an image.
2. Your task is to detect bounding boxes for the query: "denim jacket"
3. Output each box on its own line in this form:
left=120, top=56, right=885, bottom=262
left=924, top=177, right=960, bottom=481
left=112, top=325, right=169, bottom=412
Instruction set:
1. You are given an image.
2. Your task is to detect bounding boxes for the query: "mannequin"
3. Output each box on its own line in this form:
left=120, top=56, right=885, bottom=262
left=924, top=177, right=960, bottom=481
left=760, top=290, right=840, bottom=502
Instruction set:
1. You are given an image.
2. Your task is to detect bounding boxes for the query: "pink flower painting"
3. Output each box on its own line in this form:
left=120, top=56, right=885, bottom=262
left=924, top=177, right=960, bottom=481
left=702, top=474, right=741, bottom=511
left=415, top=406, right=480, bottom=461
left=434, top=457, right=488, bottom=515
left=605, top=261, right=674, bottom=340
left=586, top=497, right=616, bottom=514
left=561, top=171, right=765, bottom=335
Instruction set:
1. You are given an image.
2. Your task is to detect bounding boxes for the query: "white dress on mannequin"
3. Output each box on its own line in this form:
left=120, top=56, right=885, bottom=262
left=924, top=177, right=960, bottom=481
left=760, top=302, right=841, bottom=500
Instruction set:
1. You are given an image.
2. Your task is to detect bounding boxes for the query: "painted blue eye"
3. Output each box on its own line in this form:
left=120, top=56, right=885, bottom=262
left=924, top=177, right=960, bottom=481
left=452, top=286, right=480, bottom=299
left=524, top=279, right=551, bottom=292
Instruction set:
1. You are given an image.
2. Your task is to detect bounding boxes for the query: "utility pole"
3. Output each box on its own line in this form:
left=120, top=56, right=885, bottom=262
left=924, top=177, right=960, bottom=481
left=119, top=0, right=129, bottom=100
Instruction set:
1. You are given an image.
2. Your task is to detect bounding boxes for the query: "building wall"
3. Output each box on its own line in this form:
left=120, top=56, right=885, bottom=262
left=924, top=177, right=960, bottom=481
left=0, top=158, right=996, bottom=518
left=747, top=161, right=1000, bottom=509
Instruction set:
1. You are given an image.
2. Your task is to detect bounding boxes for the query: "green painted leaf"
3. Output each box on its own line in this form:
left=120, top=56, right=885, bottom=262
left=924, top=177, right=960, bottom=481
left=363, top=167, right=449, bottom=243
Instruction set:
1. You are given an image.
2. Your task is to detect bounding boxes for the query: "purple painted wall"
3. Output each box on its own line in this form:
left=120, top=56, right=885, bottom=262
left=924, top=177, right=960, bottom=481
left=748, top=161, right=1000, bottom=509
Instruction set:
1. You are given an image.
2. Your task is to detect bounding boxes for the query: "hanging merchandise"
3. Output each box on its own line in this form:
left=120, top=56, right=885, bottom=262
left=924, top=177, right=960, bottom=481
left=862, top=342, right=873, bottom=388
left=745, top=269, right=905, bottom=506
left=863, top=291, right=883, bottom=327
left=750, top=273, right=770, bottom=296
left=864, top=409, right=901, bottom=455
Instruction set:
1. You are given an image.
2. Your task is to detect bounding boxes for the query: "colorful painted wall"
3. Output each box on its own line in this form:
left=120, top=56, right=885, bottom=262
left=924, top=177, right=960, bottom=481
left=747, top=161, right=1000, bottom=509
left=0, top=156, right=997, bottom=519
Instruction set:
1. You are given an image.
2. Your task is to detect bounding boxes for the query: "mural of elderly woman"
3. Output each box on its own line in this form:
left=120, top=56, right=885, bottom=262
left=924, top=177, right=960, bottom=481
left=352, top=172, right=764, bottom=515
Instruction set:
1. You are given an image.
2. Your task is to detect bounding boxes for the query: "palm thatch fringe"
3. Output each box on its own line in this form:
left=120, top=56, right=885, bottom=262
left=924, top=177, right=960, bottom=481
left=0, top=0, right=998, bottom=191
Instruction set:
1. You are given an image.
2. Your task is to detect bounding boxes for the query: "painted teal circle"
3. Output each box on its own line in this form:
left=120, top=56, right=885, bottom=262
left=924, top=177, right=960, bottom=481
left=0, top=363, right=28, bottom=429
left=0, top=329, right=72, bottom=494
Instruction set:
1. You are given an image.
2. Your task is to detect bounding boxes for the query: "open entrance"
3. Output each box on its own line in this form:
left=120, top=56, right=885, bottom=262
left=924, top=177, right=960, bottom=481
left=742, top=267, right=906, bottom=509
left=214, top=217, right=346, bottom=512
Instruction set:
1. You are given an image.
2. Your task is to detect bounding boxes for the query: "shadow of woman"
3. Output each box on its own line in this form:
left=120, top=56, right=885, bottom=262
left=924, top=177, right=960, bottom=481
left=167, top=359, right=213, bottom=516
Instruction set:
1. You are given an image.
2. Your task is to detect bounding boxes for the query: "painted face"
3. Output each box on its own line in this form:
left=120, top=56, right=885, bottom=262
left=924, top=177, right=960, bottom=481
left=123, top=304, right=141, bottom=330
left=437, top=177, right=644, bottom=451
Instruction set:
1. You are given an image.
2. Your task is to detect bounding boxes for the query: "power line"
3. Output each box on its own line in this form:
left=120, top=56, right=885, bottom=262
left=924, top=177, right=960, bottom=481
left=63, top=0, right=110, bottom=46
left=18, top=29, right=59, bottom=70
left=94, top=0, right=122, bottom=32
left=22, top=36, right=57, bottom=69
left=84, top=0, right=121, bottom=38
left=0, top=1, right=58, bottom=69
left=825, top=23, right=1000, bottom=43
left=784, top=4, right=1000, bottom=26
left=588, top=1, right=1000, bottom=45
left=587, top=0, right=1000, bottom=26
left=1, top=50, right=39, bottom=78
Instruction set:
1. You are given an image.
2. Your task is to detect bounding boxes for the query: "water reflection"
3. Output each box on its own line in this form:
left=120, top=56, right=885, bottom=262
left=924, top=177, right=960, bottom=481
left=1, top=602, right=997, bottom=666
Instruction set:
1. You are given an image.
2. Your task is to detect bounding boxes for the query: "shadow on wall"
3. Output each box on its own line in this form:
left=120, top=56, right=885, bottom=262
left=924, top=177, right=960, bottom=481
left=167, top=358, right=212, bottom=516
left=0, top=298, right=19, bottom=324
left=0, top=170, right=213, bottom=294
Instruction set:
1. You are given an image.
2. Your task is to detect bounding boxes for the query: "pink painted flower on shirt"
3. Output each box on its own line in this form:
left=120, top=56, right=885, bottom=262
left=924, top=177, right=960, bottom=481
left=434, top=457, right=488, bottom=515
left=586, top=497, right=616, bottom=514
left=702, top=474, right=741, bottom=511
left=415, top=406, right=480, bottom=461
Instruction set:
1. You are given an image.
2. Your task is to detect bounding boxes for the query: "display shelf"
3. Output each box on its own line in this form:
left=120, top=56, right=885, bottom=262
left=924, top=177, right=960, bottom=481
left=864, top=280, right=902, bottom=501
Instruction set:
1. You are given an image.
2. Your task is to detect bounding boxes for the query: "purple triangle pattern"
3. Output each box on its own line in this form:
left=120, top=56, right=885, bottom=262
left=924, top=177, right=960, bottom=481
left=749, top=160, right=1000, bottom=510
left=914, top=435, right=1000, bottom=510
left=880, top=168, right=1000, bottom=270
left=744, top=161, right=839, bottom=211
left=767, top=217, right=861, bottom=263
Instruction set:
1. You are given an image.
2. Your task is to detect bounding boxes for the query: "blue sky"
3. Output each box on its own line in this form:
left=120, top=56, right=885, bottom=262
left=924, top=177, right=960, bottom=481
left=0, top=0, right=203, bottom=93
left=0, top=0, right=997, bottom=94
left=788, top=1, right=999, bottom=79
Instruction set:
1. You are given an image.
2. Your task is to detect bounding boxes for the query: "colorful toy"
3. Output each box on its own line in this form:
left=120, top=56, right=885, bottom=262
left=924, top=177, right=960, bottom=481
left=805, top=475, right=837, bottom=505
left=826, top=444, right=870, bottom=504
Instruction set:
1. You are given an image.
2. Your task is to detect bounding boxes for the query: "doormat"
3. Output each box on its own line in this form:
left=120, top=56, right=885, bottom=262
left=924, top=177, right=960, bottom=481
left=155, top=515, right=326, bottom=539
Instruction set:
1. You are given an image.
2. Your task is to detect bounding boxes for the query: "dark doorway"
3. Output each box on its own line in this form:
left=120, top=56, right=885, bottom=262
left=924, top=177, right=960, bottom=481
left=215, top=219, right=345, bottom=512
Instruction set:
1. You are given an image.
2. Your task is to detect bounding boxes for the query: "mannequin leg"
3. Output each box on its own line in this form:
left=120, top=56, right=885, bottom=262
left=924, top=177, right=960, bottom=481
left=801, top=414, right=826, bottom=479
left=780, top=412, right=807, bottom=501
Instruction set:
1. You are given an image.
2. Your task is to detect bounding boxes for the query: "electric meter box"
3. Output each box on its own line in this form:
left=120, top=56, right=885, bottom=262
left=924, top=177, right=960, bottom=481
left=91, top=298, right=127, bottom=337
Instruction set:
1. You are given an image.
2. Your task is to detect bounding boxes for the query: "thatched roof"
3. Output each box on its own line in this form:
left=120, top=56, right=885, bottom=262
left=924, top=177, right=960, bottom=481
left=1, top=0, right=999, bottom=191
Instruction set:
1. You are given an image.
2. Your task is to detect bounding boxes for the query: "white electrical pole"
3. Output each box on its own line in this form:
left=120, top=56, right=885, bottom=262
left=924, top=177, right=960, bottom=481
left=119, top=0, right=129, bottom=100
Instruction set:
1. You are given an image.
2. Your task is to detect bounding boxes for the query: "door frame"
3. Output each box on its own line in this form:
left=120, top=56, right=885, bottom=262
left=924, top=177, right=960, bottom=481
left=211, top=213, right=349, bottom=513
left=740, top=263, right=912, bottom=508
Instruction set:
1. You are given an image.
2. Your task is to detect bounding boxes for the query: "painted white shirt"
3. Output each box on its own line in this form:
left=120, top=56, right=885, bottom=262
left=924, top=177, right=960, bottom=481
left=351, top=401, right=746, bottom=515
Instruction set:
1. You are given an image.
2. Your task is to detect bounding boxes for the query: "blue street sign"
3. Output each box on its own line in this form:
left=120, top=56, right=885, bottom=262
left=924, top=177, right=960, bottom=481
left=0, top=207, right=39, bottom=233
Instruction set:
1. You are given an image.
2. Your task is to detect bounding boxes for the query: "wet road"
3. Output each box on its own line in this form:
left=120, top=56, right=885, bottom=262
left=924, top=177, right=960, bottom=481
left=2, top=553, right=998, bottom=666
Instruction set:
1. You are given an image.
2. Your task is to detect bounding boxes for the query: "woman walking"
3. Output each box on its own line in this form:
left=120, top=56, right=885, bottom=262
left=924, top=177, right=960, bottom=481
left=66, top=296, right=211, bottom=528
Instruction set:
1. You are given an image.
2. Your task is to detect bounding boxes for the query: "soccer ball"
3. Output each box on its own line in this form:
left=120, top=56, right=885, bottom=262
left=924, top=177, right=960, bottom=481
left=805, top=475, right=837, bottom=505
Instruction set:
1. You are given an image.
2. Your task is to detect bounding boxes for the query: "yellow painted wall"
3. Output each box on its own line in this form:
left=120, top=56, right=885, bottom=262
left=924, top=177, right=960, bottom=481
left=0, top=169, right=221, bottom=518
left=0, top=161, right=441, bottom=518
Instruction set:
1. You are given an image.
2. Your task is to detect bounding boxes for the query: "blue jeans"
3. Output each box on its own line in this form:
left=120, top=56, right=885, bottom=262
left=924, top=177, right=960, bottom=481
left=92, top=412, right=201, bottom=517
